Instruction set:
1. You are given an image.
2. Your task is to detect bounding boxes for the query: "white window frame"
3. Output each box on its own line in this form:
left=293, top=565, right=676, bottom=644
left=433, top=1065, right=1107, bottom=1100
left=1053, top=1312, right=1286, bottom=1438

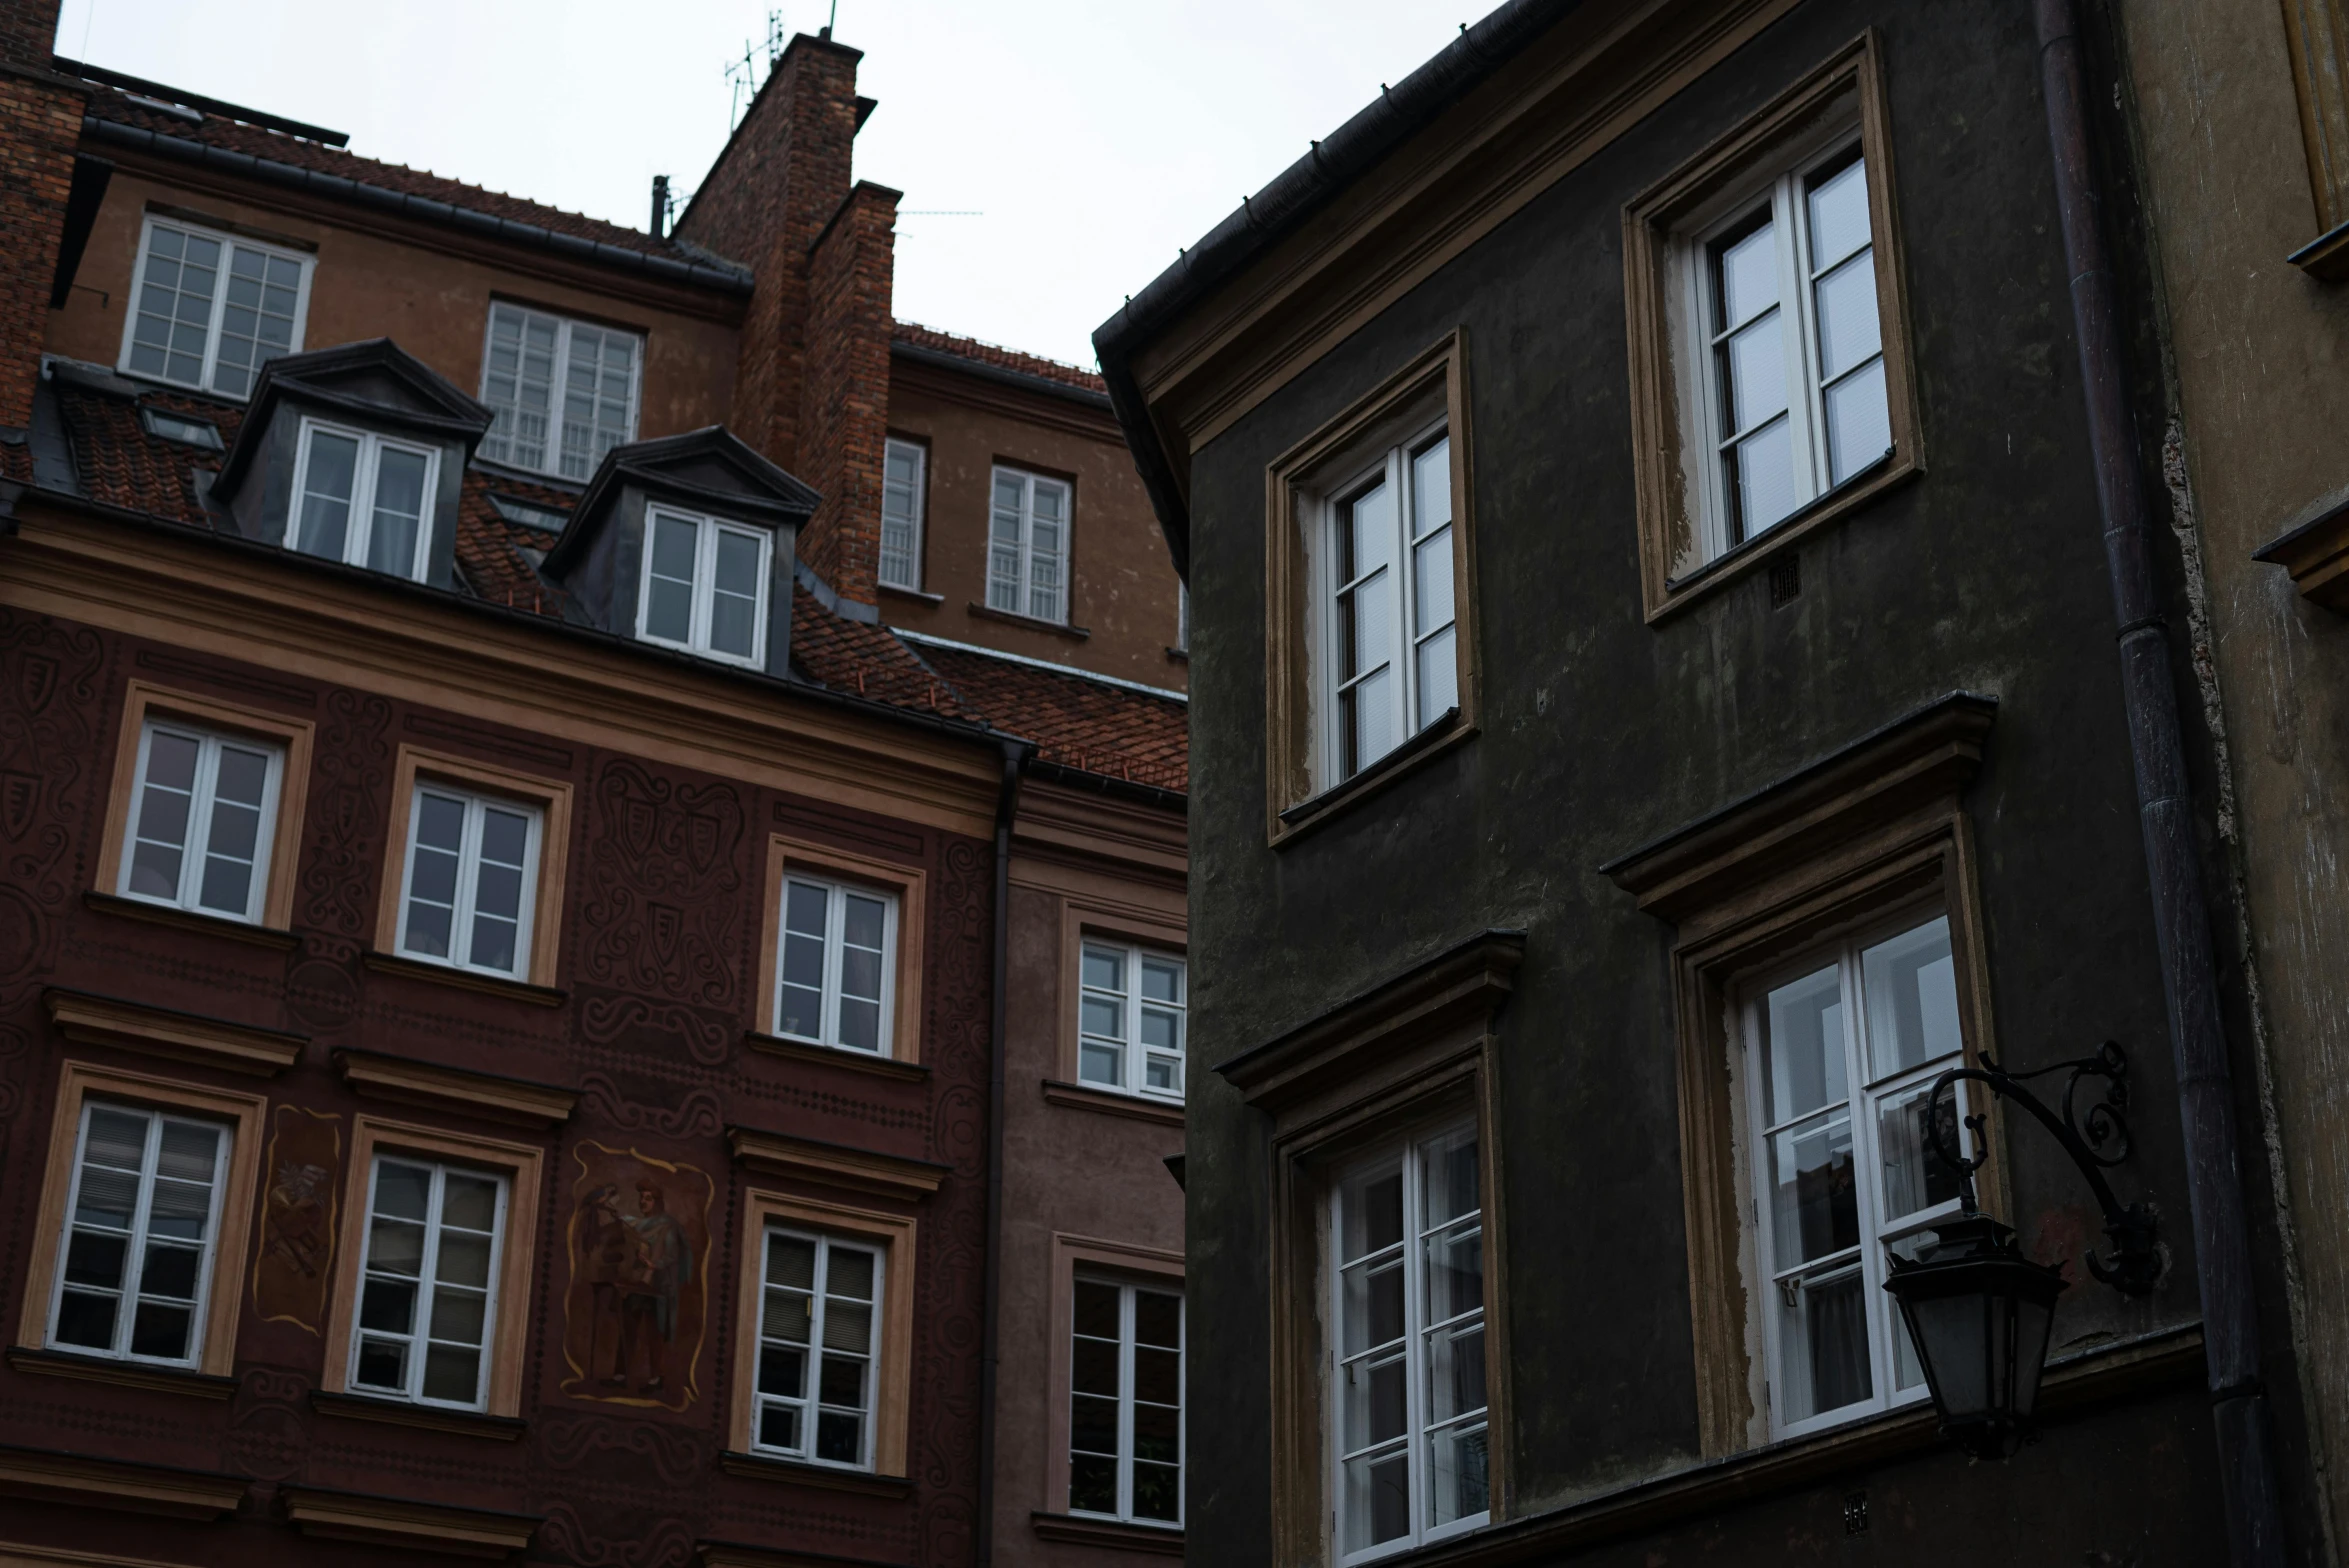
left=771, top=874, right=900, bottom=1057
left=1176, top=580, right=1189, bottom=654
left=635, top=505, right=773, bottom=669
left=394, top=783, right=544, bottom=980
left=46, top=1100, right=230, bottom=1368
left=288, top=417, right=440, bottom=582
left=118, top=718, right=284, bottom=925
left=879, top=436, right=928, bottom=591
left=116, top=214, right=314, bottom=399
left=1678, top=130, right=1888, bottom=563
left=1329, top=1120, right=1489, bottom=1565
left=750, top=1227, right=884, bottom=1471
left=347, top=1155, right=509, bottom=1412
left=1068, top=1276, right=1186, bottom=1529
left=1076, top=941, right=1186, bottom=1102
left=1313, top=418, right=1457, bottom=790
left=475, top=301, right=644, bottom=480
left=1739, top=908, right=1976, bottom=1442
left=987, top=465, right=1072, bottom=624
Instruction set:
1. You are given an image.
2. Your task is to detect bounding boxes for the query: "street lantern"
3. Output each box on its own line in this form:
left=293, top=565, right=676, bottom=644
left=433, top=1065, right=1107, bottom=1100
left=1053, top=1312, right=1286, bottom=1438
left=1886, top=1041, right=2161, bottom=1459
left=1884, top=1211, right=2067, bottom=1460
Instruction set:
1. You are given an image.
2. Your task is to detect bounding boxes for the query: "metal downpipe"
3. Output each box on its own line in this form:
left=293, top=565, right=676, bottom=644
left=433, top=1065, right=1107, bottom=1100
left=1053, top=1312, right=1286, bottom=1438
left=2033, top=3, right=2285, bottom=1561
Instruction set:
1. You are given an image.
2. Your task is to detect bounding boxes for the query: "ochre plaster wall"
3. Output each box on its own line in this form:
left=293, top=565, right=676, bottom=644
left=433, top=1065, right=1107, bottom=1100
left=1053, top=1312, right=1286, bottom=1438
left=883, top=364, right=1187, bottom=691
left=46, top=169, right=742, bottom=449
left=2118, top=0, right=2349, bottom=1548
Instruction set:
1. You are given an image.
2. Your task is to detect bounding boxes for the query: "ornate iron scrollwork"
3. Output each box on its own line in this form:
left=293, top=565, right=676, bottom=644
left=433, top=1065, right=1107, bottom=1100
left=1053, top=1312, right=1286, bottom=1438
left=1922, top=1040, right=2162, bottom=1296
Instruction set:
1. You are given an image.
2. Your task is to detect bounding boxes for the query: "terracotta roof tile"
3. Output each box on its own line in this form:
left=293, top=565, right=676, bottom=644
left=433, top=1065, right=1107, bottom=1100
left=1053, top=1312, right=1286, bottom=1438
left=892, top=321, right=1105, bottom=396
left=912, top=642, right=1187, bottom=794
left=81, top=81, right=727, bottom=269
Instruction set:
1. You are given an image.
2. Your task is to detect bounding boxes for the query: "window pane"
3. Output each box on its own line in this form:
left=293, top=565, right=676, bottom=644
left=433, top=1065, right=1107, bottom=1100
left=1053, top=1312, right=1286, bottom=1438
left=1345, top=666, right=1396, bottom=775
left=1763, top=965, right=1848, bottom=1123
left=1082, top=945, right=1123, bottom=994
left=131, top=225, right=222, bottom=386
left=1080, top=994, right=1125, bottom=1041
left=296, top=431, right=360, bottom=562
left=1778, top=1264, right=1873, bottom=1421
left=1824, top=356, right=1892, bottom=485
left=129, top=1300, right=194, bottom=1360
left=373, top=1160, right=431, bottom=1222
left=1412, top=525, right=1455, bottom=640
left=368, top=446, right=431, bottom=579
left=836, top=997, right=881, bottom=1053
left=1345, top=479, right=1394, bottom=583
left=1079, top=1042, right=1121, bottom=1085
left=1768, top=1109, right=1857, bottom=1272
left=138, top=1240, right=201, bottom=1301
left=1416, top=625, right=1459, bottom=729
left=1877, top=1079, right=1968, bottom=1224
left=815, top=1409, right=862, bottom=1464
left=1722, top=313, right=1789, bottom=435
left=1806, top=155, right=1872, bottom=271
left=1138, top=957, right=1181, bottom=1005
left=1133, top=1459, right=1182, bottom=1522
left=1812, top=252, right=1881, bottom=384
left=1716, top=217, right=1779, bottom=331
left=1427, top=1419, right=1488, bottom=1528
left=644, top=514, right=698, bottom=644
left=1343, top=1168, right=1404, bottom=1264
left=423, top=1343, right=481, bottom=1403
left=1344, top=1449, right=1412, bottom=1549
left=1070, top=1453, right=1117, bottom=1514
left=1861, top=917, right=1961, bottom=1078
left=442, top=1173, right=498, bottom=1233
left=129, top=730, right=199, bottom=899
left=1134, top=1288, right=1181, bottom=1353
left=709, top=529, right=764, bottom=659
left=1411, top=436, right=1452, bottom=538
left=64, top=1229, right=128, bottom=1292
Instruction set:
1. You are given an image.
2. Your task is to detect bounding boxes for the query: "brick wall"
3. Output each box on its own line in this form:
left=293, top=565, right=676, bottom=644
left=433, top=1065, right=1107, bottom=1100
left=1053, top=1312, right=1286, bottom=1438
left=796, top=180, right=898, bottom=606
left=0, top=53, right=79, bottom=431
left=674, top=35, right=861, bottom=479
left=0, top=0, right=57, bottom=70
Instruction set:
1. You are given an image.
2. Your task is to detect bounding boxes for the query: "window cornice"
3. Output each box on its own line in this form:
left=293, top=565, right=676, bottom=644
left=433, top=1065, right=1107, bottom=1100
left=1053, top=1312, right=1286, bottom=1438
left=1218, top=927, right=1524, bottom=1116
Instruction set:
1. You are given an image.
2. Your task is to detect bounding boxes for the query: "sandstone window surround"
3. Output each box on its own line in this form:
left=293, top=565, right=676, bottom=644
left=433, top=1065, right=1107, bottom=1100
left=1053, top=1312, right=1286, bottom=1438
left=2283, top=0, right=2349, bottom=279
left=319, top=1115, right=547, bottom=1423
left=476, top=299, right=643, bottom=480
left=753, top=833, right=928, bottom=1064
left=724, top=1186, right=919, bottom=1483
left=1048, top=895, right=1187, bottom=1125
left=1262, top=329, right=1479, bottom=847
left=117, top=210, right=313, bottom=400
left=1600, top=691, right=2007, bottom=1457
left=1078, top=940, right=1187, bottom=1104
left=371, top=745, right=574, bottom=996
left=1218, top=928, right=1522, bottom=1564
left=880, top=435, right=930, bottom=592
left=1041, top=1234, right=1188, bottom=1542
left=95, top=680, right=315, bottom=935
left=14, top=1061, right=267, bottom=1390
left=1621, top=31, right=1922, bottom=622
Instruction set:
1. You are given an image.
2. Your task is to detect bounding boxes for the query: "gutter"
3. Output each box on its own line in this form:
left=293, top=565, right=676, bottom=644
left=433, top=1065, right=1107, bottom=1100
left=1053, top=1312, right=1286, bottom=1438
left=79, top=117, right=756, bottom=297
left=2034, top=5, right=2286, bottom=1562
left=974, top=739, right=1028, bottom=1568
left=1088, top=0, right=1583, bottom=575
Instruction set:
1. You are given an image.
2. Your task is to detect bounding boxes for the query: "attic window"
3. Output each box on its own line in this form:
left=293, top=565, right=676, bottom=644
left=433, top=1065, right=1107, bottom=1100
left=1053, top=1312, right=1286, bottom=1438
left=290, top=417, right=438, bottom=582
left=488, top=495, right=568, bottom=534
left=140, top=407, right=223, bottom=450
left=637, top=505, right=770, bottom=668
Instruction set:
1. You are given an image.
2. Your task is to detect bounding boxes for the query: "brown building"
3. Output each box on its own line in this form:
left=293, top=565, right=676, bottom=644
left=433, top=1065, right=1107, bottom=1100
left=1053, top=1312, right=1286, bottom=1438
left=2118, top=0, right=2349, bottom=1555
left=0, top=6, right=1186, bottom=1567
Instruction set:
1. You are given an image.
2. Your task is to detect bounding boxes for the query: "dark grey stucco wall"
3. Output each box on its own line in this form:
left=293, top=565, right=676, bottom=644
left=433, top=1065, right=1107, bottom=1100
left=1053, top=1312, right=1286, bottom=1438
left=1178, top=0, right=2229, bottom=1559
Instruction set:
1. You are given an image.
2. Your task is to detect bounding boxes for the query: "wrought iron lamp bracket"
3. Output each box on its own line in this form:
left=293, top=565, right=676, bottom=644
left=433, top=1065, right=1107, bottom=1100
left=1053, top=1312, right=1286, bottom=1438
left=1924, top=1040, right=2162, bottom=1296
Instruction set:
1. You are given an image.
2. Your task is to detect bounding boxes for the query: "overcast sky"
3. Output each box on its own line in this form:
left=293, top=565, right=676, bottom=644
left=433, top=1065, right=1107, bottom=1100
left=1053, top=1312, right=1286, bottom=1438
left=52, top=0, right=1471, bottom=368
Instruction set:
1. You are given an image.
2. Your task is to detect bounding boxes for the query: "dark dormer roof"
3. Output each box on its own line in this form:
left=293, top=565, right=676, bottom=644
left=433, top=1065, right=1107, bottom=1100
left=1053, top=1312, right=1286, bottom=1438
left=543, top=424, right=821, bottom=577
left=214, top=338, right=494, bottom=502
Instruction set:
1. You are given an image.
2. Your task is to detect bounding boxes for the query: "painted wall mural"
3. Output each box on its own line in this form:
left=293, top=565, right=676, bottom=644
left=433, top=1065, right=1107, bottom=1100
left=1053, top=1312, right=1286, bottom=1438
left=251, top=1104, right=344, bottom=1333
left=559, top=1141, right=714, bottom=1413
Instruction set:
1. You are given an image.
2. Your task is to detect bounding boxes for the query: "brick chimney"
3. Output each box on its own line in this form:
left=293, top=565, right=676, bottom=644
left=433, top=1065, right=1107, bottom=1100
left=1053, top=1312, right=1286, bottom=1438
left=0, top=0, right=79, bottom=432
left=676, top=34, right=897, bottom=614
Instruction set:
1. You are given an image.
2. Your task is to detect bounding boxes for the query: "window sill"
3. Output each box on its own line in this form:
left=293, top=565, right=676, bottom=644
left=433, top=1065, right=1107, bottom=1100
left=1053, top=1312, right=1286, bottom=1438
left=311, top=1388, right=526, bottom=1440
left=362, top=950, right=567, bottom=1007
left=2252, top=486, right=2349, bottom=612
left=966, top=601, right=1090, bottom=640
left=880, top=582, right=945, bottom=605
left=745, top=1031, right=930, bottom=1082
left=1272, top=707, right=1468, bottom=849
left=82, top=889, right=297, bottom=950
left=1041, top=1078, right=1183, bottom=1127
left=2287, top=215, right=2349, bottom=282
left=1650, top=448, right=1910, bottom=624
left=1165, top=646, right=1189, bottom=663
left=6, top=1345, right=235, bottom=1399
left=1030, top=1512, right=1183, bottom=1555
left=717, top=1450, right=911, bottom=1497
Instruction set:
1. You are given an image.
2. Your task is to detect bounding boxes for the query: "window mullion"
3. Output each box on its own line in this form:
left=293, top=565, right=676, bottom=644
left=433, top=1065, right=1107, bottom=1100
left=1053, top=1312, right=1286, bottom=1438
left=200, top=248, right=229, bottom=391
left=183, top=736, right=220, bottom=908
left=453, top=799, right=486, bottom=970
left=1404, top=1142, right=1427, bottom=1544
left=1390, top=449, right=1416, bottom=736
left=1126, top=956, right=1144, bottom=1092
left=1118, top=1285, right=1137, bottom=1521
left=415, top=1166, right=447, bottom=1401
left=810, top=1241, right=833, bottom=1457
left=1838, top=944, right=1892, bottom=1409
left=118, top=1112, right=163, bottom=1356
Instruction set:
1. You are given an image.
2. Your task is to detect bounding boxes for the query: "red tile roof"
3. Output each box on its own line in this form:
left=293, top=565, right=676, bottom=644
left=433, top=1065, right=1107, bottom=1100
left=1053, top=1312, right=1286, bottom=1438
left=909, top=641, right=1188, bottom=794
left=892, top=321, right=1106, bottom=396
left=35, top=369, right=1184, bottom=796
left=77, top=79, right=727, bottom=270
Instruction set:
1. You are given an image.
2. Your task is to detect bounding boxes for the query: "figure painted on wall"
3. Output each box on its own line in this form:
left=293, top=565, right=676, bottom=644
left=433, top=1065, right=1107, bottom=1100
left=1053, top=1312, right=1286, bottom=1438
left=560, top=1142, right=711, bottom=1412
left=251, top=1105, right=342, bottom=1334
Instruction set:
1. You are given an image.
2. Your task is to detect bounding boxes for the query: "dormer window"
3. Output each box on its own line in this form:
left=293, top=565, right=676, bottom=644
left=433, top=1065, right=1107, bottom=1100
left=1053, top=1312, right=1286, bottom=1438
left=638, top=505, right=770, bottom=667
left=290, top=418, right=438, bottom=582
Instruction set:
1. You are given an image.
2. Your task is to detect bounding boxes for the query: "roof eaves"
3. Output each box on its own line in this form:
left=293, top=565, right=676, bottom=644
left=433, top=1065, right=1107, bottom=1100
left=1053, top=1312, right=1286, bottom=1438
left=889, top=340, right=1113, bottom=413
left=80, top=117, right=758, bottom=296
left=1088, top=0, right=1582, bottom=576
